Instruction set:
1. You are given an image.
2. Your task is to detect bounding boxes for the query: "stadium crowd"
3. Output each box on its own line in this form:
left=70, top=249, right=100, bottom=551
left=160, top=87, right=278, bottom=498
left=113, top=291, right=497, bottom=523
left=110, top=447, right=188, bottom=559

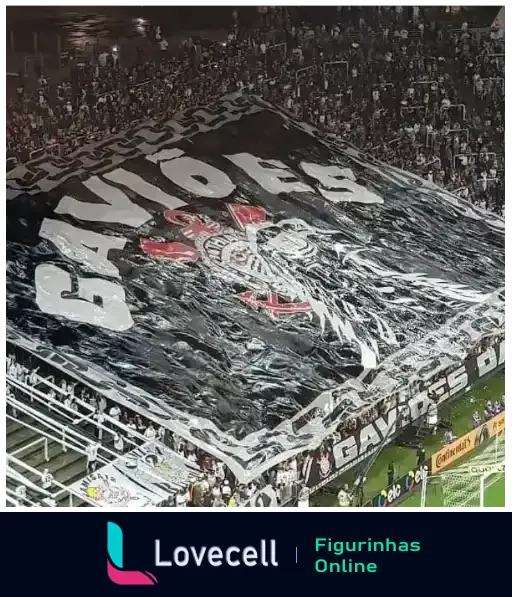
left=7, top=6, right=504, bottom=215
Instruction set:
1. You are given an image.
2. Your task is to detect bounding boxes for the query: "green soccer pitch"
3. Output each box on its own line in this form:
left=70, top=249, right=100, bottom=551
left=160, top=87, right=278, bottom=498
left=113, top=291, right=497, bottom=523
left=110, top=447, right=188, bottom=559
left=312, top=375, right=505, bottom=508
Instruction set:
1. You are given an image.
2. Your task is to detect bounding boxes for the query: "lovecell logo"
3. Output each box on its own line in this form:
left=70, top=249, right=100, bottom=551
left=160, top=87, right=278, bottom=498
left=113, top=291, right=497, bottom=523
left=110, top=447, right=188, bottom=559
left=107, top=522, right=158, bottom=585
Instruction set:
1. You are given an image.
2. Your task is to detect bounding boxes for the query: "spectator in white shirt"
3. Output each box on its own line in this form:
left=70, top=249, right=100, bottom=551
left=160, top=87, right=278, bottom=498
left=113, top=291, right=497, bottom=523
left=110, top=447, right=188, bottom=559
left=113, top=433, right=124, bottom=454
left=109, top=404, right=121, bottom=426
left=221, top=479, right=232, bottom=502
left=93, top=409, right=105, bottom=441
left=126, top=420, right=137, bottom=439
left=144, top=424, right=156, bottom=441
left=41, top=468, right=53, bottom=489
left=337, top=485, right=352, bottom=507
left=211, top=482, right=225, bottom=506
left=215, top=460, right=226, bottom=482
left=186, top=450, right=198, bottom=465
left=64, top=393, right=73, bottom=409
left=86, top=442, right=99, bottom=473
left=297, top=486, right=310, bottom=508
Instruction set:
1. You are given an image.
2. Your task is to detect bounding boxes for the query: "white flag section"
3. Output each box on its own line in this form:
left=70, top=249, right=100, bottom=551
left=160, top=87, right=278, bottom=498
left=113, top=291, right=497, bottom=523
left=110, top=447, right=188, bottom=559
left=114, top=442, right=200, bottom=497
left=71, top=465, right=165, bottom=507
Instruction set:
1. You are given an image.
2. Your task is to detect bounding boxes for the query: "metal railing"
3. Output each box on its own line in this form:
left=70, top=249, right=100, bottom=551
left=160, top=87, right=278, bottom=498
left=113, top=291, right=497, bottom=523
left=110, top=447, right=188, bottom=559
left=473, top=76, right=505, bottom=95
left=453, top=151, right=496, bottom=169
left=426, top=128, right=469, bottom=148
left=7, top=372, right=193, bottom=493
left=7, top=455, right=99, bottom=507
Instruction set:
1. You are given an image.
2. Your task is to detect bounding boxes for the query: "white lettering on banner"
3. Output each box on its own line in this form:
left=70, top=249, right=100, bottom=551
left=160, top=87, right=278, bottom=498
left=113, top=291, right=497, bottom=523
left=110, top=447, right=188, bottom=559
left=357, top=422, right=381, bottom=456
left=145, top=148, right=184, bottom=164
left=395, top=392, right=424, bottom=427
left=477, top=346, right=497, bottom=376
left=384, top=485, right=401, bottom=504
left=332, top=394, right=429, bottom=470
left=447, top=365, right=468, bottom=396
left=35, top=264, right=133, bottom=332
left=300, top=162, right=384, bottom=204
left=39, top=219, right=127, bottom=279
left=104, top=168, right=187, bottom=210
left=55, top=176, right=151, bottom=228
left=156, top=151, right=235, bottom=198
left=225, top=153, right=313, bottom=195
left=326, top=342, right=503, bottom=480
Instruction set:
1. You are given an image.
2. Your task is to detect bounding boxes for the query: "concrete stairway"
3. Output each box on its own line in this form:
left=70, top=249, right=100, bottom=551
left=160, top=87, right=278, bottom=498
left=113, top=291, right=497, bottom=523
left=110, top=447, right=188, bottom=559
left=6, top=414, right=90, bottom=507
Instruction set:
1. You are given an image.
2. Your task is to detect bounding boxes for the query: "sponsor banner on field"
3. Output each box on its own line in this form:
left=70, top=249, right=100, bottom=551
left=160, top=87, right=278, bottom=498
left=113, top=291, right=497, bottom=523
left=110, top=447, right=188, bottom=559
left=370, top=463, right=430, bottom=507
left=70, top=464, right=168, bottom=507
left=431, top=411, right=505, bottom=474
left=305, top=338, right=504, bottom=489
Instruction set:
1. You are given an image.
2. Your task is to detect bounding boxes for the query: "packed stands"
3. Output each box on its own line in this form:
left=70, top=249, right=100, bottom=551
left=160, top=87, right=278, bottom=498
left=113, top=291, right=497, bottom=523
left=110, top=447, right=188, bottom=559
left=6, top=6, right=504, bottom=215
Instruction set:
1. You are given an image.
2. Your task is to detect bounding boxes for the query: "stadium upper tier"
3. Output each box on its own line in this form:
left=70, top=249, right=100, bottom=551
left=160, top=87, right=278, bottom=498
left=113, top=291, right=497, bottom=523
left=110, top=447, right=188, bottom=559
left=6, top=94, right=505, bottom=482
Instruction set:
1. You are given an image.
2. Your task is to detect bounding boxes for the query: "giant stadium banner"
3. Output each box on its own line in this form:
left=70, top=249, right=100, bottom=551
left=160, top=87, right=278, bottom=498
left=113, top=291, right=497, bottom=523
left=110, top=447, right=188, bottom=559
left=303, top=336, right=504, bottom=489
left=7, top=94, right=504, bottom=484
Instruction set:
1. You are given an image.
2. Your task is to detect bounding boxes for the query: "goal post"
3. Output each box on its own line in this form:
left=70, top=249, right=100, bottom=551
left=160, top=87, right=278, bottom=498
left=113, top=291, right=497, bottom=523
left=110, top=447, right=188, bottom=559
left=420, top=435, right=505, bottom=507
left=479, top=465, right=505, bottom=507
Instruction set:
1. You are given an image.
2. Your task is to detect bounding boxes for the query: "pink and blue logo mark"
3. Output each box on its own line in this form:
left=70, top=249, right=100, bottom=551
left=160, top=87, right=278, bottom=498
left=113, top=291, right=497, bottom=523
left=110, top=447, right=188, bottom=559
left=107, top=522, right=158, bottom=585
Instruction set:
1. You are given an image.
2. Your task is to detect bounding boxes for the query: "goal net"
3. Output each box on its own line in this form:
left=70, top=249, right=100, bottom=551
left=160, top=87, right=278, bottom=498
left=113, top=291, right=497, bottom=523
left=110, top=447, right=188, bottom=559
left=441, top=435, right=505, bottom=508
left=421, top=435, right=505, bottom=507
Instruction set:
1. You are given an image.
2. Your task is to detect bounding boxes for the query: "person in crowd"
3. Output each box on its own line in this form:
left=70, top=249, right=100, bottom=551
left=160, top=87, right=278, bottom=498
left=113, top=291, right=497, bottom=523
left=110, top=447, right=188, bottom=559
left=387, top=462, right=395, bottom=486
left=175, top=488, right=189, bottom=507
left=126, top=418, right=137, bottom=440
left=337, top=484, right=352, bottom=507
left=416, top=445, right=426, bottom=466
left=109, top=403, right=121, bottom=426
left=427, top=398, right=439, bottom=434
left=297, top=485, right=310, bottom=508
left=85, top=442, right=99, bottom=474
left=221, top=479, right=232, bottom=504
left=484, top=401, right=494, bottom=420
left=444, top=427, right=456, bottom=445
left=93, top=407, right=105, bottom=440
left=472, top=410, right=482, bottom=428
left=144, top=423, right=157, bottom=441
left=41, top=468, right=54, bottom=490
left=190, top=476, right=205, bottom=507
left=113, top=433, right=125, bottom=454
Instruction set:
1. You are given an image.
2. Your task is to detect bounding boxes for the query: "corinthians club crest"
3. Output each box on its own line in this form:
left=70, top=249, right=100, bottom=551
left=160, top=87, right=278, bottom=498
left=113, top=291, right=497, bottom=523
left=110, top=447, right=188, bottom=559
left=140, top=204, right=328, bottom=318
